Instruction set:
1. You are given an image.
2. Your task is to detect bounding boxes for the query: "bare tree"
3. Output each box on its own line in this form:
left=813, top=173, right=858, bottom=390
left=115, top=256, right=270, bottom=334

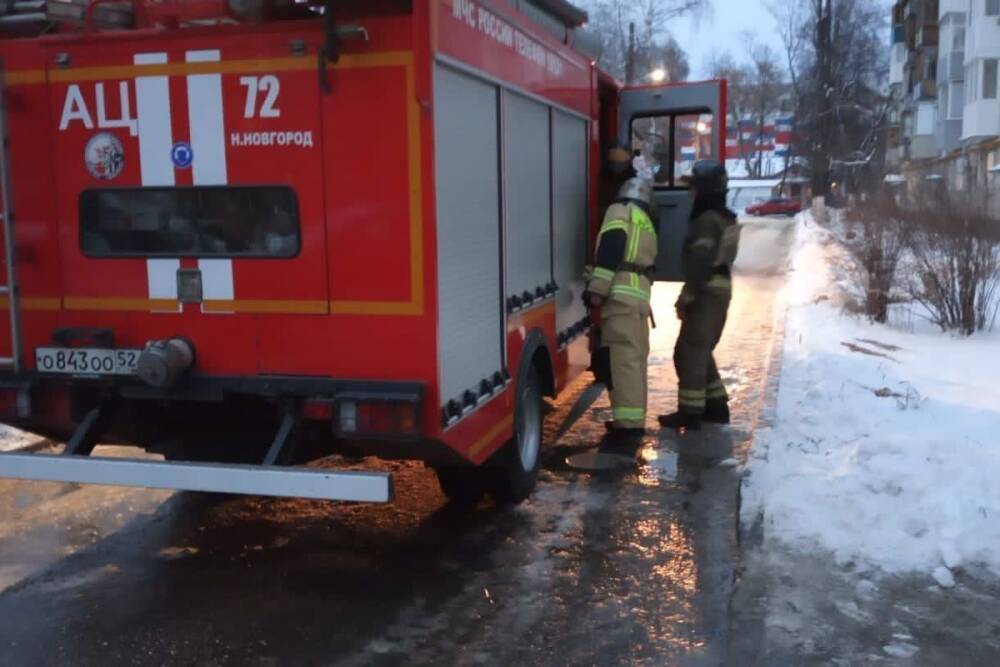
left=766, top=0, right=888, bottom=197
left=767, top=1, right=807, bottom=97
left=706, top=40, right=786, bottom=179
left=583, top=0, right=710, bottom=83
left=743, top=39, right=785, bottom=178
left=842, top=194, right=910, bottom=323
left=767, top=1, right=808, bottom=185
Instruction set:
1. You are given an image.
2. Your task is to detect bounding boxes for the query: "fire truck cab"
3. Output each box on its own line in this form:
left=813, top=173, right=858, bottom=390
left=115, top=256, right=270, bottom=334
left=0, top=0, right=724, bottom=504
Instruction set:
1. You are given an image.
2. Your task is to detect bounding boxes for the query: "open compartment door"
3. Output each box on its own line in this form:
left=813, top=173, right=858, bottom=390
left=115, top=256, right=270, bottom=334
left=618, top=80, right=726, bottom=282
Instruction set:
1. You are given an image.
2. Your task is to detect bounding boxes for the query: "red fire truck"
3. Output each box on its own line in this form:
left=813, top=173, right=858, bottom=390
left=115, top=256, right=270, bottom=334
left=0, top=0, right=724, bottom=504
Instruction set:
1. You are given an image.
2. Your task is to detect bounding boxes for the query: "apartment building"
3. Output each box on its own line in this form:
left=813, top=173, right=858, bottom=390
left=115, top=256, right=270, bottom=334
left=888, top=0, right=1000, bottom=204
left=888, top=0, right=940, bottom=162
left=936, top=0, right=966, bottom=153
left=963, top=0, right=1000, bottom=142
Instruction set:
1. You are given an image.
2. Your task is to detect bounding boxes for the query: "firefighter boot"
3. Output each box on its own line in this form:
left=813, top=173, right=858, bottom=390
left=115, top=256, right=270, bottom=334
left=599, top=427, right=645, bottom=458
left=657, top=411, right=703, bottom=431
left=703, top=400, right=730, bottom=425
left=605, top=420, right=645, bottom=436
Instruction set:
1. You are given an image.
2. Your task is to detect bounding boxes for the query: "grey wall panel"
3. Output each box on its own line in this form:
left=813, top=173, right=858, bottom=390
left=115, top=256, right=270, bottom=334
left=434, top=65, right=503, bottom=408
left=552, top=110, right=589, bottom=333
left=503, top=91, right=552, bottom=301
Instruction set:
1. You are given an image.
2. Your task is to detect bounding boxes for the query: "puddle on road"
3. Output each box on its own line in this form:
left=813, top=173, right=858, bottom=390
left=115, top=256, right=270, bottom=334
left=638, top=445, right=679, bottom=484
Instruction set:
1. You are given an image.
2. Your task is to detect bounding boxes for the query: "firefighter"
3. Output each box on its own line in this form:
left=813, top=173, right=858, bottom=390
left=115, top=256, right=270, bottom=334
left=658, top=160, right=740, bottom=431
left=600, top=143, right=635, bottom=207
left=585, top=177, right=658, bottom=437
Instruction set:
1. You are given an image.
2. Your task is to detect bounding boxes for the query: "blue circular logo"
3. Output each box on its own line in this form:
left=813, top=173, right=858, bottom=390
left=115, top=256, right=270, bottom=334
left=171, top=142, right=193, bottom=169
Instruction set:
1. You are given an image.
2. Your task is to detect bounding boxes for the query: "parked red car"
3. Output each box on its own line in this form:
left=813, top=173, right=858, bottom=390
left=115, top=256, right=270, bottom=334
left=745, top=197, right=803, bottom=216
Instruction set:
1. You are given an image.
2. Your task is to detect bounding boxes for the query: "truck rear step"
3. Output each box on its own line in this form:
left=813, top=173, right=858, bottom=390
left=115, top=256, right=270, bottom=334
left=0, top=452, right=393, bottom=502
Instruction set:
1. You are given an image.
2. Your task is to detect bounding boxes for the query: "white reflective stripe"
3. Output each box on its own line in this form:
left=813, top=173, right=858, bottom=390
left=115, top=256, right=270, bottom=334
left=147, top=258, right=180, bottom=309
left=198, top=259, right=234, bottom=301
left=185, top=50, right=228, bottom=186
left=134, top=52, right=173, bottom=186
left=0, top=453, right=393, bottom=503
left=186, top=50, right=234, bottom=314
left=135, top=53, right=179, bottom=311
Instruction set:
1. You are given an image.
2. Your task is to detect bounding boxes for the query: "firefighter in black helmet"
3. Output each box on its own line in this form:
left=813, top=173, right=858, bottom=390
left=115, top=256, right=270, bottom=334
left=659, top=160, right=741, bottom=431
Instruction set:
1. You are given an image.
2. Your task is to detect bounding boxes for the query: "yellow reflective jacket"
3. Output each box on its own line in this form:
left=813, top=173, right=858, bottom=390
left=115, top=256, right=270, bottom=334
left=586, top=202, right=658, bottom=306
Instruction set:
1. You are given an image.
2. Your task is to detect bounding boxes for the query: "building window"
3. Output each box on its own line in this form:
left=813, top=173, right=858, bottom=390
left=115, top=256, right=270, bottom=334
left=985, top=59, right=999, bottom=99
left=988, top=0, right=1000, bottom=17
left=951, top=82, right=966, bottom=118
left=953, top=26, right=965, bottom=51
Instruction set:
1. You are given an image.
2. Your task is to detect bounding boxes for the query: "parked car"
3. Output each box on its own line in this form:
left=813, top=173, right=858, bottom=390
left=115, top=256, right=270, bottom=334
left=745, top=197, right=803, bottom=217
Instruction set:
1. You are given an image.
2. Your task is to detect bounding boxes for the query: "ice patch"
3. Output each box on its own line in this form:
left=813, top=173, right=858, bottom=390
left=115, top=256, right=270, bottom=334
left=883, top=642, right=919, bottom=659
left=932, top=567, right=956, bottom=589
left=940, top=542, right=961, bottom=570
left=855, top=579, right=878, bottom=600
left=0, top=424, right=44, bottom=452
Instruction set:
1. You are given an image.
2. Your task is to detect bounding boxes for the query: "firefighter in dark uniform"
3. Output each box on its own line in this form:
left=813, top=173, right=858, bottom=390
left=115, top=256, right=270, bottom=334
left=659, top=160, right=740, bottom=430
left=585, top=177, right=658, bottom=436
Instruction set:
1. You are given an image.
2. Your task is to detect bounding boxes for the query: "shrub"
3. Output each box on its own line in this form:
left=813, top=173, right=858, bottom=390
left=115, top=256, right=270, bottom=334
left=841, top=195, right=910, bottom=324
left=905, top=190, right=1000, bottom=336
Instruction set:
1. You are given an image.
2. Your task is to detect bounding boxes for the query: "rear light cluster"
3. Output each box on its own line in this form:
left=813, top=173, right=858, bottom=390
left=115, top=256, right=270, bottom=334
left=0, top=388, right=31, bottom=419
left=336, top=400, right=419, bottom=437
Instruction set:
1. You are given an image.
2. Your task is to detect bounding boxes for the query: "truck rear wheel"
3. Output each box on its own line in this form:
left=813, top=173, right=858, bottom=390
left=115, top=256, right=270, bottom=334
left=492, top=362, right=543, bottom=504
left=434, top=465, right=489, bottom=505
left=434, top=362, right=545, bottom=506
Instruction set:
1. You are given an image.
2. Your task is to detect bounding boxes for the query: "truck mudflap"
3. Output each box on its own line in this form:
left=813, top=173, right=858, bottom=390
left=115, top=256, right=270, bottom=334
left=0, top=452, right=393, bottom=503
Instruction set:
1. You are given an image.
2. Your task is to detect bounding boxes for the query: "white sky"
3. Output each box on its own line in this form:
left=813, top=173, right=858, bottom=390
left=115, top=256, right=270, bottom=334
left=670, top=0, right=781, bottom=78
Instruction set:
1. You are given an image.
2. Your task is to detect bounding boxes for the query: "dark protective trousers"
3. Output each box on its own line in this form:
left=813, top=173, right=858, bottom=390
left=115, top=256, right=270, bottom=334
left=675, top=288, right=731, bottom=414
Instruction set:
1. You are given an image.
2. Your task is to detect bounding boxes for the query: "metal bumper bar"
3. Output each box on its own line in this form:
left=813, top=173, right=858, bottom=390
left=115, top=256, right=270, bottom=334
left=0, top=452, right=393, bottom=503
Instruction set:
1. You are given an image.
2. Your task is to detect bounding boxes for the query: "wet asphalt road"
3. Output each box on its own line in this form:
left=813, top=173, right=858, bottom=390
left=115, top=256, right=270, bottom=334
left=0, top=219, right=795, bottom=666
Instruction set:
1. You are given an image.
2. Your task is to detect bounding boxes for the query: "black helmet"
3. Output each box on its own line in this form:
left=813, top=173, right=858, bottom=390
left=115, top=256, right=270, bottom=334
left=684, top=159, right=728, bottom=195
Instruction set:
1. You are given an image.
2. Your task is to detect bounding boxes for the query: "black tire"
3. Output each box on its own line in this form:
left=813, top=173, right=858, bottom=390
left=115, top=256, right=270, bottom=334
left=435, top=362, right=545, bottom=506
left=434, top=465, right=489, bottom=505
left=491, top=362, right=544, bottom=504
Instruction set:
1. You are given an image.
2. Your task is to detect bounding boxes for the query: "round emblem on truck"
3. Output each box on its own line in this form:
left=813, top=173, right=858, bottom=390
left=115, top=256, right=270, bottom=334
left=171, top=141, right=194, bottom=169
left=84, top=132, right=125, bottom=180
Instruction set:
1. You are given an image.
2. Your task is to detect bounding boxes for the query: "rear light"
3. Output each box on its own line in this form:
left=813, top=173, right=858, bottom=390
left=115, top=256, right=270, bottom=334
left=336, top=399, right=419, bottom=437
left=302, top=399, right=334, bottom=421
left=0, top=388, right=31, bottom=419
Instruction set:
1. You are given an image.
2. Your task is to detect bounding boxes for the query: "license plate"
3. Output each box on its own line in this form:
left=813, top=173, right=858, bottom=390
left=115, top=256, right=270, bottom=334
left=35, top=347, right=140, bottom=376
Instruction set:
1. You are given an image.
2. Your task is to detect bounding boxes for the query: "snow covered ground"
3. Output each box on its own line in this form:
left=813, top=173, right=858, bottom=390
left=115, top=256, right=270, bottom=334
left=0, top=424, right=43, bottom=452
left=742, top=214, right=1000, bottom=580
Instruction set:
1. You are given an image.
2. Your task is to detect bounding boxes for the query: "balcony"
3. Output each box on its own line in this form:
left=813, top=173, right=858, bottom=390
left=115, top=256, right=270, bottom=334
left=939, top=51, right=965, bottom=81
left=962, top=99, right=1000, bottom=141
left=912, top=79, right=937, bottom=101
left=939, top=0, right=966, bottom=14
left=917, top=23, right=939, bottom=49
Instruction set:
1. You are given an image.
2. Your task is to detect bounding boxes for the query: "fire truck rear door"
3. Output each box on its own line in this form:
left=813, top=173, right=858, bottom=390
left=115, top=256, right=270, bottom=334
left=49, top=39, right=329, bottom=357
left=618, top=81, right=726, bottom=282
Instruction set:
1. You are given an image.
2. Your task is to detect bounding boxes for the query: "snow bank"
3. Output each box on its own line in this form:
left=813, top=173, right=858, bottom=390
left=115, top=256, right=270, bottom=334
left=0, top=424, right=43, bottom=452
left=733, top=218, right=796, bottom=275
left=742, top=216, right=1000, bottom=577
